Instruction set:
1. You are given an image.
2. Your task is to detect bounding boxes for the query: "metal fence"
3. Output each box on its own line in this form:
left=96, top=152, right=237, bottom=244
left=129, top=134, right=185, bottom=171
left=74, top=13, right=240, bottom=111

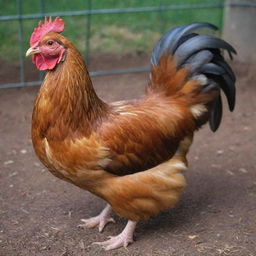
left=0, top=0, right=253, bottom=89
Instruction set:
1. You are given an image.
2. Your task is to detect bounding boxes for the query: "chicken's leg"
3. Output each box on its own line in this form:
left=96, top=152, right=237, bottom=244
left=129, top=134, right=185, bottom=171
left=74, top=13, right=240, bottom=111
left=93, top=220, right=137, bottom=250
left=78, top=204, right=115, bottom=232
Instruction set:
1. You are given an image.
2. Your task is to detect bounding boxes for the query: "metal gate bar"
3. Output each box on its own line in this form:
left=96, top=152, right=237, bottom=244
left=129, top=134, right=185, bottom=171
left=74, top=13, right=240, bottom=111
left=0, top=3, right=224, bottom=21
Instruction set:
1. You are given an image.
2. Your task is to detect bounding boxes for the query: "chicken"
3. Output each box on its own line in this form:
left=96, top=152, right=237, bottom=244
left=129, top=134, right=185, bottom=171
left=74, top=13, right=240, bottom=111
left=26, top=17, right=236, bottom=250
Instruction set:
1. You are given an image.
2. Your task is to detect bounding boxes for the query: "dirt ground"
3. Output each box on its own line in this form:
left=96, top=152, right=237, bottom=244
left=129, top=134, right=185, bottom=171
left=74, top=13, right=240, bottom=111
left=0, top=55, right=255, bottom=256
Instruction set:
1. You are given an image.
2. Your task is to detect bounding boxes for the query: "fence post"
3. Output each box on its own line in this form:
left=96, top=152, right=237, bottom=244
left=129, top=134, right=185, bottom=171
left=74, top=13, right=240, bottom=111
left=223, top=0, right=256, bottom=63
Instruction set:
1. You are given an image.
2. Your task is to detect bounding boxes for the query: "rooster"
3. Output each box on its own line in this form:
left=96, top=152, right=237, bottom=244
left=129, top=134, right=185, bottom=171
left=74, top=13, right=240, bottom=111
left=26, top=17, right=236, bottom=250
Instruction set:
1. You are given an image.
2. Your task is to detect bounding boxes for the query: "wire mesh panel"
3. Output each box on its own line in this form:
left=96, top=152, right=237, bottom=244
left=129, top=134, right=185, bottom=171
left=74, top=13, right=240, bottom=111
left=0, top=0, right=226, bottom=89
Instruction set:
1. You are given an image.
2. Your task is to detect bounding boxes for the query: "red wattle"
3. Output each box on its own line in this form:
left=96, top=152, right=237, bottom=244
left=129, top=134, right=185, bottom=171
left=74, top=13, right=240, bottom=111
left=33, top=54, right=59, bottom=70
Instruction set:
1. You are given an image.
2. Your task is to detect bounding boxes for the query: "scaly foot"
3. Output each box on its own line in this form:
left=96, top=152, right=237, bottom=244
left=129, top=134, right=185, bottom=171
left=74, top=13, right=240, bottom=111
left=93, top=220, right=137, bottom=250
left=78, top=204, right=114, bottom=232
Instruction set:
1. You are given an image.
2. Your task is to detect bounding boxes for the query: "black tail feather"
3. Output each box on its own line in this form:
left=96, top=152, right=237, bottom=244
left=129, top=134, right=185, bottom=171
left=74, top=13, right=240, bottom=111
left=214, top=58, right=236, bottom=82
left=175, top=34, right=236, bottom=67
left=151, top=22, right=236, bottom=132
left=186, top=50, right=214, bottom=73
left=209, top=94, right=223, bottom=131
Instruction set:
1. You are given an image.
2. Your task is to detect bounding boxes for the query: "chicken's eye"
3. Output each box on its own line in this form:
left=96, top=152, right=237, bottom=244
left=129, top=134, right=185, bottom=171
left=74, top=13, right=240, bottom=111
left=47, top=41, right=54, bottom=46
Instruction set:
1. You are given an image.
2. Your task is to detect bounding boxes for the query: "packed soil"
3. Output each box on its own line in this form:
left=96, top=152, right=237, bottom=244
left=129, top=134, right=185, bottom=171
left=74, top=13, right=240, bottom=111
left=0, top=55, right=255, bottom=256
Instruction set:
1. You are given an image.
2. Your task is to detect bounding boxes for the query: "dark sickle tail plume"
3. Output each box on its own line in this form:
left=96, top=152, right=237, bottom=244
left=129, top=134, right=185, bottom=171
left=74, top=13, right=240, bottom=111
left=150, top=22, right=236, bottom=132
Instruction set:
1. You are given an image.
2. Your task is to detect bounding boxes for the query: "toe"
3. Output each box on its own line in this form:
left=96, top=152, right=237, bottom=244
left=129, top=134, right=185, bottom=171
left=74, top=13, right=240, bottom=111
left=78, top=218, right=98, bottom=229
left=92, top=240, right=110, bottom=247
left=93, top=235, right=134, bottom=250
left=105, top=241, right=122, bottom=251
left=99, top=217, right=115, bottom=232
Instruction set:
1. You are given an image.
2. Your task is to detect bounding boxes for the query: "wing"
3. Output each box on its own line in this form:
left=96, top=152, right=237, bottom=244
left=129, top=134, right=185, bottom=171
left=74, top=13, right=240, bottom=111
left=99, top=93, right=196, bottom=175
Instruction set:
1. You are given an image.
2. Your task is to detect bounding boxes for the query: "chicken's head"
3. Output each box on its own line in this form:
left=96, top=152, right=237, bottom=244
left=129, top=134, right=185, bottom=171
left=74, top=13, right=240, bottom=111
left=26, top=17, right=66, bottom=70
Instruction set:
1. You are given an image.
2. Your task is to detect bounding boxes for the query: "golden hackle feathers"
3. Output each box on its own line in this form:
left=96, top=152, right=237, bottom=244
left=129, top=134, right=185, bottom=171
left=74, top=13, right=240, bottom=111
left=149, top=55, right=189, bottom=95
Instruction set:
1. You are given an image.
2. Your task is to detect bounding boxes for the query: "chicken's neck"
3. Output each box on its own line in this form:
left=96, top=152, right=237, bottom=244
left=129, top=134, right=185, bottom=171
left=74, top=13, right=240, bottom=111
left=33, top=44, right=108, bottom=139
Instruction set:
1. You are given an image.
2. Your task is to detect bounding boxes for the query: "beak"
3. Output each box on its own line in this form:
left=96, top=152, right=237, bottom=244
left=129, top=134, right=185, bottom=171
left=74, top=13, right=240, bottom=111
left=26, top=46, right=41, bottom=57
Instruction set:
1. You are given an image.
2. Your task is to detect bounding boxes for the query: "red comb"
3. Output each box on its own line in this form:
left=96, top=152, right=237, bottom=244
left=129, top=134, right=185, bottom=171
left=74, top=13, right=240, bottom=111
left=30, top=17, right=64, bottom=46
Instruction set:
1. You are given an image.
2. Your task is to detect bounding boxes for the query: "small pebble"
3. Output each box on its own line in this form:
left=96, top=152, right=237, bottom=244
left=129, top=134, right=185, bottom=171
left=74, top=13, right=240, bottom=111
left=226, top=170, right=234, bottom=176
left=20, top=149, right=27, bottom=154
left=216, top=150, right=224, bottom=155
left=21, top=208, right=29, bottom=214
left=4, top=160, right=14, bottom=165
left=9, top=172, right=17, bottom=177
left=51, top=226, right=60, bottom=231
left=239, top=168, right=248, bottom=173
left=243, top=126, right=250, bottom=131
left=188, top=235, right=198, bottom=240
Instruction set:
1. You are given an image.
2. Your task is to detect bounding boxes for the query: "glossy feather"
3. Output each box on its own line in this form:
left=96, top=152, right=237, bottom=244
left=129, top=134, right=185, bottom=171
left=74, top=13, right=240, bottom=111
left=151, top=22, right=236, bottom=131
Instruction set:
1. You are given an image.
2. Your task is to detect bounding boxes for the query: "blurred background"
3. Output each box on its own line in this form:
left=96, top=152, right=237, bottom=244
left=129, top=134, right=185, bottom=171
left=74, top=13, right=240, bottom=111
left=0, top=0, right=255, bottom=89
left=0, top=0, right=238, bottom=88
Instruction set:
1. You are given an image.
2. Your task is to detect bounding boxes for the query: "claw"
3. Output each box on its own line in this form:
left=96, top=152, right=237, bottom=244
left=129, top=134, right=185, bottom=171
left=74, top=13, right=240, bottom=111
left=92, top=235, right=133, bottom=250
left=99, top=217, right=115, bottom=232
left=93, top=220, right=137, bottom=251
left=78, top=216, right=114, bottom=232
left=78, top=204, right=114, bottom=232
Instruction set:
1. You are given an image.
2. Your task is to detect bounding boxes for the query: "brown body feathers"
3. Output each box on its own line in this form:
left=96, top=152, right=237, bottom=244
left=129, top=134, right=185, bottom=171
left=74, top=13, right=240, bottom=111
left=32, top=33, right=216, bottom=220
left=31, top=18, right=236, bottom=223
